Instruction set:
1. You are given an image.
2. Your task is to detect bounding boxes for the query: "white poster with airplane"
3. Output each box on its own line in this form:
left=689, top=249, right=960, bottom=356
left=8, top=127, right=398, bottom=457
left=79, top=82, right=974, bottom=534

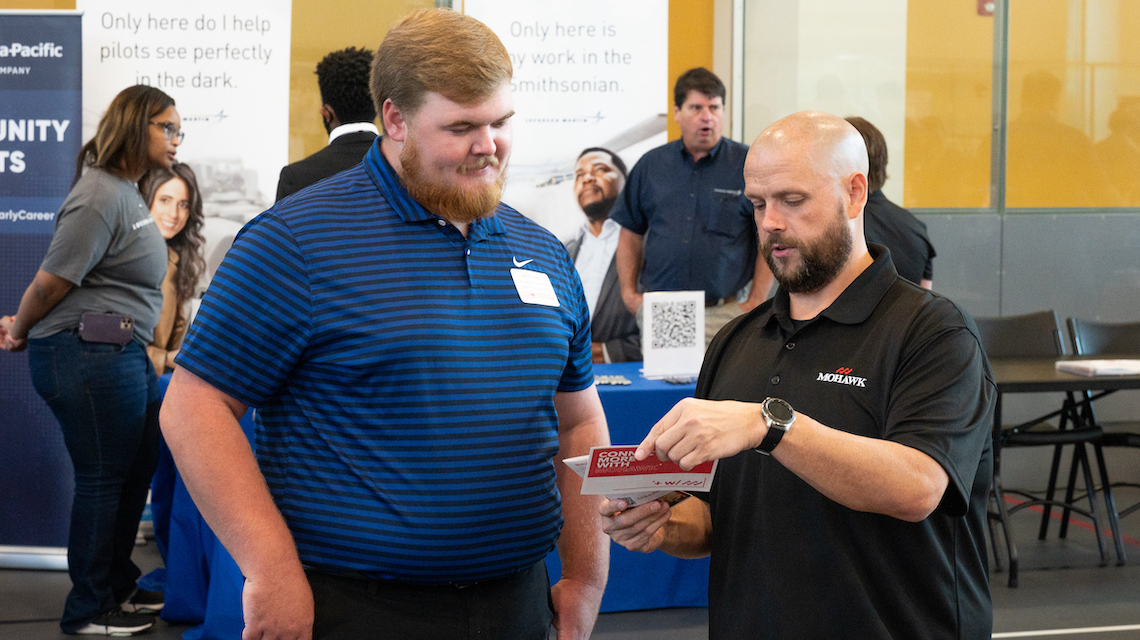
left=464, top=0, right=667, bottom=242
left=78, top=0, right=291, bottom=291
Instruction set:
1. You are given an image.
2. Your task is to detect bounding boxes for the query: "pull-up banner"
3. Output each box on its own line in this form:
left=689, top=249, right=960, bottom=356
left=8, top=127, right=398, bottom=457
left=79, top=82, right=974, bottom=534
left=77, top=0, right=293, bottom=291
left=0, top=11, right=82, bottom=236
left=464, top=0, right=668, bottom=242
left=0, top=10, right=83, bottom=562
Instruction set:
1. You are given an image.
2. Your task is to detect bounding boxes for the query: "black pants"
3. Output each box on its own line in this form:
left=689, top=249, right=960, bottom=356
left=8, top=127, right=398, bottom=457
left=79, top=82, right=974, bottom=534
left=306, top=560, right=553, bottom=640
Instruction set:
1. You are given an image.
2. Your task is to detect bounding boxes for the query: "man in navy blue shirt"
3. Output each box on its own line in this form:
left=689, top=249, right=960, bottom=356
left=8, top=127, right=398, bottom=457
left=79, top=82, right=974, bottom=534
left=610, top=68, right=774, bottom=345
left=161, top=9, right=610, bottom=640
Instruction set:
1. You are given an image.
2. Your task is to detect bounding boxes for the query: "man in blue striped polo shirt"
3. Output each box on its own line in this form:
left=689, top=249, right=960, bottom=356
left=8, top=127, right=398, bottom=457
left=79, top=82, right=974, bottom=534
left=161, top=9, right=610, bottom=640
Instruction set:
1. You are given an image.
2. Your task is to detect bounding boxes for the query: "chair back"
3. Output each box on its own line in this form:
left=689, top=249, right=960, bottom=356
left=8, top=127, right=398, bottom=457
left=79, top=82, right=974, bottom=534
left=975, top=310, right=1065, bottom=359
left=1068, top=318, right=1140, bottom=356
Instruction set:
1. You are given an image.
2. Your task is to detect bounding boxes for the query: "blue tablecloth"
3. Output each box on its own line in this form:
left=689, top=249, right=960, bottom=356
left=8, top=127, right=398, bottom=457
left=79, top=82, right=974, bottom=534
left=550, top=362, right=709, bottom=613
left=156, top=363, right=708, bottom=638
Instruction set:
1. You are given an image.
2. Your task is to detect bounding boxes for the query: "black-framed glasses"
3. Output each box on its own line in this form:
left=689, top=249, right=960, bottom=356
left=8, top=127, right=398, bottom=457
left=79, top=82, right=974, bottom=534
left=150, top=121, right=185, bottom=144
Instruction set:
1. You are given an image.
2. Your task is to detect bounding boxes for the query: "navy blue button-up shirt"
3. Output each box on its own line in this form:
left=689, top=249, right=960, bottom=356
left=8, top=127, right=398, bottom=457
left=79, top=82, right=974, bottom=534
left=610, top=137, right=757, bottom=301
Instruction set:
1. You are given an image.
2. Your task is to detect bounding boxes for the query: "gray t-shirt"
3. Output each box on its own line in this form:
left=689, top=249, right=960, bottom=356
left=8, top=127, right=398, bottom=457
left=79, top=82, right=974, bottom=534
left=30, top=167, right=168, bottom=344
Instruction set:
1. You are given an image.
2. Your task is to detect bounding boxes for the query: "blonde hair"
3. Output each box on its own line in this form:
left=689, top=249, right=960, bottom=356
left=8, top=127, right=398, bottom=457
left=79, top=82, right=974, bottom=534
left=371, top=9, right=511, bottom=119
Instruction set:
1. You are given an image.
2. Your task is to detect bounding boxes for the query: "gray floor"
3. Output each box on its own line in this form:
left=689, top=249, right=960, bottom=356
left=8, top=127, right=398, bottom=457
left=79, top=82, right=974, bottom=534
left=3, top=492, right=1139, bottom=639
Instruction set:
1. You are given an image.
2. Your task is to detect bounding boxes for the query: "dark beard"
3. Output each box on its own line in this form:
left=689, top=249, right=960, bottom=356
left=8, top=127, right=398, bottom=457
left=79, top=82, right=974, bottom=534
left=581, top=197, right=615, bottom=223
left=762, top=202, right=852, bottom=294
left=399, top=138, right=505, bottom=224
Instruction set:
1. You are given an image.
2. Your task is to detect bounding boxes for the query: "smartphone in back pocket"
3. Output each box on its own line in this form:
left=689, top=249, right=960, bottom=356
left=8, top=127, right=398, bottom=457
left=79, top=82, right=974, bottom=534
left=78, top=312, right=134, bottom=345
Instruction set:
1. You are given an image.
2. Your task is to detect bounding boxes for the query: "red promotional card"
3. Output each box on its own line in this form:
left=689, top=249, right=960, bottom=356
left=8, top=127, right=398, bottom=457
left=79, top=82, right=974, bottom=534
left=576, top=445, right=717, bottom=496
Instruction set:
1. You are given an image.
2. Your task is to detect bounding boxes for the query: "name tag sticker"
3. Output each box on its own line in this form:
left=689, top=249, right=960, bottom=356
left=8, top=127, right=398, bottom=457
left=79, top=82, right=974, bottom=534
left=511, top=268, right=560, bottom=307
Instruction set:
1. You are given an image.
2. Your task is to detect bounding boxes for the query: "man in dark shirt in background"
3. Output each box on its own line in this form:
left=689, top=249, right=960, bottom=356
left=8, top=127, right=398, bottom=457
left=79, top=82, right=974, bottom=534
left=846, top=116, right=936, bottom=288
left=611, top=68, right=773, bottom=345
left=276, top=47, right=379, bottom=201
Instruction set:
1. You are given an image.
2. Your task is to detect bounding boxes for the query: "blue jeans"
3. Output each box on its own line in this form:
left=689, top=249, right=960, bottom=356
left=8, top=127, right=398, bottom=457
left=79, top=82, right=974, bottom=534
left=28, top=331, right=161, bottom=633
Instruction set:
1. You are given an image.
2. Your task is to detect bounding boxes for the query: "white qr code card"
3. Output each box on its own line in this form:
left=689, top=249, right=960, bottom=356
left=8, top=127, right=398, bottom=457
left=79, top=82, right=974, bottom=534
left=642, top=290, right=704, bottom=379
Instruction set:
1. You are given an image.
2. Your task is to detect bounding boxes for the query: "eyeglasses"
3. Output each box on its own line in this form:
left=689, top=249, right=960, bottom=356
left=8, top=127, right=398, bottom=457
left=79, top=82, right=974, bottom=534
left=150, top=121, right=185, bottom=144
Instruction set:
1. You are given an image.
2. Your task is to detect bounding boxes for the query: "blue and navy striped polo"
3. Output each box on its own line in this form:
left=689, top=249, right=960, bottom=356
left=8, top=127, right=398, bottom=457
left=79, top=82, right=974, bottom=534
left=176, top=139, right=594, bottom=584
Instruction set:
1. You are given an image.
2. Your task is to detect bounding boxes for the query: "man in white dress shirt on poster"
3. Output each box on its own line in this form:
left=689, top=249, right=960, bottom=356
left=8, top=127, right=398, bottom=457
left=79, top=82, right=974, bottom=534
left=565, top=147, right=641, bottom=362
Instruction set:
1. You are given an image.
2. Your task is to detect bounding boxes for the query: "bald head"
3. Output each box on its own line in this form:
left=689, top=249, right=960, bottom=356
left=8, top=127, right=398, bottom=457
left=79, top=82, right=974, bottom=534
left=752, top=111, right=868, bottom=181
left=744, top=111, right=872, bottom=301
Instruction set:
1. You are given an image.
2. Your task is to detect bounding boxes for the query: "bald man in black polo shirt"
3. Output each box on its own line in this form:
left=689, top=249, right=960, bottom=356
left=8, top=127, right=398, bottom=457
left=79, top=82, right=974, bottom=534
left=600, top=111, right=995, bottom=639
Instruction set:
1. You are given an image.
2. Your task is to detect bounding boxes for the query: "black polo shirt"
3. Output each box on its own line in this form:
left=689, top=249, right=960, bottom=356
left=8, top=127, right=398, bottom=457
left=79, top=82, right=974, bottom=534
left=609, top=138, right=757, bottom=302
left=864, top=190, right=936, bottom=285
left=696, top=245, right=994, bottom=640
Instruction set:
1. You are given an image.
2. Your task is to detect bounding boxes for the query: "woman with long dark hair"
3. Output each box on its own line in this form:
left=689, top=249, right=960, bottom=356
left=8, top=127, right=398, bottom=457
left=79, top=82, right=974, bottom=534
left=0, top=85, right=181, bottom=636
left=139, top=163, right=206, bottom=374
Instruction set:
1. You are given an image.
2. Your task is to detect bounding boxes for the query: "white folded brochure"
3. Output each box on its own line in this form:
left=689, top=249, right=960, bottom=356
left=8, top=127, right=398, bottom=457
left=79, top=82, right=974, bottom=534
left=563, top=445, right=718, bottom=508
left=1055, top=359, right=1140, bottom=376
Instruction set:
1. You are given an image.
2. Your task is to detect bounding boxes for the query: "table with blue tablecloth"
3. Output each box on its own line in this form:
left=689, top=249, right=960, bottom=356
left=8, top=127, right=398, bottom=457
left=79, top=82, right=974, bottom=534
left=155, top=362, right=708, bottom=638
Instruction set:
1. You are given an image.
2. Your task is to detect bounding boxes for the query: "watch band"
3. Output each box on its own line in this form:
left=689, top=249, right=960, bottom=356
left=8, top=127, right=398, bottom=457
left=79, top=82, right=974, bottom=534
left=756, top=397, right=795, bottom=456
left=755, top=421, right=788, bottom=455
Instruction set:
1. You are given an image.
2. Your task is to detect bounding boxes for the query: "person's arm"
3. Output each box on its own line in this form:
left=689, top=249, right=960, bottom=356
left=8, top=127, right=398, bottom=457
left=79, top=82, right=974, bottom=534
left=920, top=278, right=933, bottom=290
left=740, top=251, right=774, bottom=313
left=550, top=386, right=611, bottom=640
left=145, top=344, right=167, bottom=375
left=599, top=493, right=712, bottom=558
left=636, top=398, right=949, bottom=522
left=0, top=270, right=75, bottom=352
left=615, top=228, right=644, bottom=315
left=161, top=368, right=313, bottom=640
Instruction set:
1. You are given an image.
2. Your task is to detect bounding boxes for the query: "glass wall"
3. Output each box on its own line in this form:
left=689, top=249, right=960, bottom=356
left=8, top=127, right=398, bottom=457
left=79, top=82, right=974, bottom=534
left=742, top=0, right=1140, bottom=211
left=1007, top=0, right=1140, bottom=208
left=904, top=1, right=993, bottom=208
left=741, top=0, right=911, bottom=204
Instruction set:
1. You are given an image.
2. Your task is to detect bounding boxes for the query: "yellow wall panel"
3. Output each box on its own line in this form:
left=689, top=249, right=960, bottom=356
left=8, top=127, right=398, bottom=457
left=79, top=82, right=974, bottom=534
left=287, top=0, right=433, bottom=162
left=668, top=0, right=715, bottom=141
left=903, top=0, right=993, bottom=208
left=0, top=0, right=74, bottom=8
left=1006, top=0, right=1140, bottom=207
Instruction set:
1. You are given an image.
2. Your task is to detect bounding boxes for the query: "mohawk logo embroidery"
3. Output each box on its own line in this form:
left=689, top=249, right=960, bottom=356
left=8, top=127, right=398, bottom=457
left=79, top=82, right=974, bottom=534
left=817, top=367, right=867, bottom=387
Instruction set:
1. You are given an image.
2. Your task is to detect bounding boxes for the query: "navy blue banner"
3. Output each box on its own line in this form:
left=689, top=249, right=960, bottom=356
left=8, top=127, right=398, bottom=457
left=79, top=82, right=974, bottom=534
left=0, top=11, right=82, bottom=550
left=1, top=13, right=82, bottom=235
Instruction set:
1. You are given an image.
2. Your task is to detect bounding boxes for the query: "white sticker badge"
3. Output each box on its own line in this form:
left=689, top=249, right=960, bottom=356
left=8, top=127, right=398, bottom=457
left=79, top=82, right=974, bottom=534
left=510, top=268, right=560, bottom=307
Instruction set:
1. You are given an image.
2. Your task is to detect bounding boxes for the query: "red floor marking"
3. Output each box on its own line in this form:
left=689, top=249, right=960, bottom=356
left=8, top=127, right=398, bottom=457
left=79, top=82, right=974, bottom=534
left=1003, top=495, right=1140, bottom=547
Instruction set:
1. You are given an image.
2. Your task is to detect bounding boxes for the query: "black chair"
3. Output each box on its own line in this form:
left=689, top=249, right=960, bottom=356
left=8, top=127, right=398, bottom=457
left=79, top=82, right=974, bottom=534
left=1067, top=318, right=1140, bottom=531
left=977, top=310, right=1115, bottom=587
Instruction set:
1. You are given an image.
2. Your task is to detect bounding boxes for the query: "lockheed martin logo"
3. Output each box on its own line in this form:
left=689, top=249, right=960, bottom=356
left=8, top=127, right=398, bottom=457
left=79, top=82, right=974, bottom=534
left=817, top=367, right=867, bottom=387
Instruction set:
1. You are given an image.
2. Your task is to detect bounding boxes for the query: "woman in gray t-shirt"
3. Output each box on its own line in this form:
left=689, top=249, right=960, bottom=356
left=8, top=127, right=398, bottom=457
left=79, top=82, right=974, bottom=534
left=0, top=85, right=181, bottom=637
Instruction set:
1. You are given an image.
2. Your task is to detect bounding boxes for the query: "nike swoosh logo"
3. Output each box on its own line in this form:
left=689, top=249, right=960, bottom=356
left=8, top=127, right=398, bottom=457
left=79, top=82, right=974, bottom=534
left=513, top=257, right=534, bottom=268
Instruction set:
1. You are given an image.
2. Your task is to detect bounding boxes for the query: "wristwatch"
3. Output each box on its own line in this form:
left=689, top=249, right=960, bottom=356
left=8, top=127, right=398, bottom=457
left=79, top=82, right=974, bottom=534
left=755, top=397, right=795, bottom=455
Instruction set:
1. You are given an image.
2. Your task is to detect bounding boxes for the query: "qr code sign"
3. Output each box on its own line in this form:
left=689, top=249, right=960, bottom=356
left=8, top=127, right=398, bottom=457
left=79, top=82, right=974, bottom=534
left=650, top=301, right=698, bottom=349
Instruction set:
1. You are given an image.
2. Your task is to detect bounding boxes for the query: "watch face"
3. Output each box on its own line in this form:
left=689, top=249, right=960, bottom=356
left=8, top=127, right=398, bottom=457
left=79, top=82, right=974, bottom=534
left=765, top=398, right=794, bottom=423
